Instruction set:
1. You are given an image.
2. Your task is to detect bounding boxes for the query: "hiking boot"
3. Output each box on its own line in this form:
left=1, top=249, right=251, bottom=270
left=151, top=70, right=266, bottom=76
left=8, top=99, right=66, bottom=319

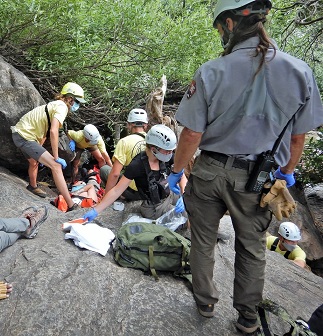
left=66, top=203, right=79, bottom=212
left=26, top=184, right=47, bottom=198
left=236, top=315, right=259, bottom=334
left=197, top=304, right=215, bottom=318
left=22, top=205, right=49, bottom=239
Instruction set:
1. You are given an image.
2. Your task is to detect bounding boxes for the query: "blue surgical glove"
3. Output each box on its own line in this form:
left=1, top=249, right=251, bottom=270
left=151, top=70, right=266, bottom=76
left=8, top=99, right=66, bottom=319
left=69, top=140, right=76, bottom=151
left=55, top=157, right=67, bottom=169
left=168, top=169, right=184, bottom=195
left=175, top=196, right=185, bottom=213
left=83, top=208, right=98, bottom=222
left=274, top=167, right=295, bottom=188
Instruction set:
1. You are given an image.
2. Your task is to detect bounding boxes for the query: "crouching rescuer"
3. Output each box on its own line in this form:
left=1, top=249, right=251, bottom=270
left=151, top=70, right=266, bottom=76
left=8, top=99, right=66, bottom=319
left=82, top=125, right=187, bottom=222
left=167, top=0, right=323, bottom=334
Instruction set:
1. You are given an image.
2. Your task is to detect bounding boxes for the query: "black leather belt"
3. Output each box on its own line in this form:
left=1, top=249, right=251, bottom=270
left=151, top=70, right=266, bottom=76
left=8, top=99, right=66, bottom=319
left=202, top=151, right=252, bottom=170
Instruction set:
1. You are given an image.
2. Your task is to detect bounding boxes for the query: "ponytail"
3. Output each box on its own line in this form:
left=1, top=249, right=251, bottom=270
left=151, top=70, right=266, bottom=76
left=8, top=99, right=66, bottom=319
left=217, top=12, right=276, bottom=76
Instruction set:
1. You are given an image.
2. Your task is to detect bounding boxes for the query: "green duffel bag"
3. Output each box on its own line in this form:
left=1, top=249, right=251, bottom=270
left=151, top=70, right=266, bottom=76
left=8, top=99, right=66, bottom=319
left=113, top=222, right=191, bottom=282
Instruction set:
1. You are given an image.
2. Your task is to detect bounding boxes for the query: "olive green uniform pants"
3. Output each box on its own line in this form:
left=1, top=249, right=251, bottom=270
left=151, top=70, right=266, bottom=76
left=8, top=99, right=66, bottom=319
left=184, top=153, right=271, bottom=319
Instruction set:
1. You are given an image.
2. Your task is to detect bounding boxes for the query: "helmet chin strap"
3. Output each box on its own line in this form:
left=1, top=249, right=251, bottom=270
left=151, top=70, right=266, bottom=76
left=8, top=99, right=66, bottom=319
left=221, top=30, right=233, bottom=49
left=219, top=16, right=243, bottom=50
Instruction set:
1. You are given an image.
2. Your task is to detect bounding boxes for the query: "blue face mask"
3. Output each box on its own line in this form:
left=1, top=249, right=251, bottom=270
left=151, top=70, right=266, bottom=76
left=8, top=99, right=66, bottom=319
left=70, top=101, right=80, bottom=113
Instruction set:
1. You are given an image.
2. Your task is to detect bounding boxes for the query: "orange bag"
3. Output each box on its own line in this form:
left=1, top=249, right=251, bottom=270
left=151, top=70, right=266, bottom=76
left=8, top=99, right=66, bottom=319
left=52, top=194, right=95, bottom=212
left=52, top=195, right=69, bottom=212
left=80, top=197, right=94, bottom=208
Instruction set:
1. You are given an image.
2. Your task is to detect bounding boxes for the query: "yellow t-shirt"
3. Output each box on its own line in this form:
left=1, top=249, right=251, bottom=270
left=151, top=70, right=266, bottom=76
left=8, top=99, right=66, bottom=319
left=68, top=130, right=106, bottom=153
left=113, top=133, right=146, bottom=191
left=113, top=133, right=146, bottom=165
left=266, top=235, right=306, bottom=262
left=14, top=100, right=68, bottom=143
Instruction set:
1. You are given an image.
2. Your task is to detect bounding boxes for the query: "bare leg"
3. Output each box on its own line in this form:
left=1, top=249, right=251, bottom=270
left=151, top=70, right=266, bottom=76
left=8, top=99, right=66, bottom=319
left=27, top=158, right=39, bottom=188
left=71, top=158, right=80, bottom=184
left=38, top=151, right=74, bottom=208
left=73, top=184, right=98, bottom=203
left=91, top=149, right=105, bottom=168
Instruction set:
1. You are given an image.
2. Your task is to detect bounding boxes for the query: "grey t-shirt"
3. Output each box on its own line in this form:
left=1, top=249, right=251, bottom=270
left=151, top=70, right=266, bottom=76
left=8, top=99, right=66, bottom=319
left=176, top=37, right=323, bottom=166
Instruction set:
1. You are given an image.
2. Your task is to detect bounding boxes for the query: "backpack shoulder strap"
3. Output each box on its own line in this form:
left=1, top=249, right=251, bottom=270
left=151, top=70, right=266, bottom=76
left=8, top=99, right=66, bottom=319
left=140, top=151, right=152, bottom=176
left=258, top=304, right=273, bottom=336
left=136, top=152, right=153, bottom=202
left=141, top=150, right=167, bottom=176
left=45, top=104, right=51, bottom=138
left=133, top=132, right=146, bottom=139
left=284, top=251, right=291, bottom=259
left=159, top=160, right=167, bottom=175
left=257, top=299, right=318, bottom=336
left=270, top=237, right=291, bottom=259
left=270, top=237, right=280, bottom=251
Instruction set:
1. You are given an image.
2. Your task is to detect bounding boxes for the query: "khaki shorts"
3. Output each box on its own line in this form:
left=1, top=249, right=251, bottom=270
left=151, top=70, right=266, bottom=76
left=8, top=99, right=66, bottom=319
left=12, top=132, right=46, bottom=161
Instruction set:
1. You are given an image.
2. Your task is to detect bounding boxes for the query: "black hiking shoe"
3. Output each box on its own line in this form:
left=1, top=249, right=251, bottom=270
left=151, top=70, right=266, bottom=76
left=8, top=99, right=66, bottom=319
left=66, top=203, right=79, bottom=212
left=26, top=184, right=47, bottom=198
left=236, top=315, right=259, bottom=334
left=197, top=304, right=215, bottom=318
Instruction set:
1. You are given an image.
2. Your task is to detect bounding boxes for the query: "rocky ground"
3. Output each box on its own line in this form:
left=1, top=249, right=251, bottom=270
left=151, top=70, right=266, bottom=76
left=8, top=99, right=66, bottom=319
left=0, top=166, right=323, bottom=336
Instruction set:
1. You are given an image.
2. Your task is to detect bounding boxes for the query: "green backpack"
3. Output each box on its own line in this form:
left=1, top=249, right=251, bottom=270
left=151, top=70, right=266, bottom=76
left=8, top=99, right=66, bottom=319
left=257, top=299, right=318, bottom=336
left=113, top=222, right=192, bottom=282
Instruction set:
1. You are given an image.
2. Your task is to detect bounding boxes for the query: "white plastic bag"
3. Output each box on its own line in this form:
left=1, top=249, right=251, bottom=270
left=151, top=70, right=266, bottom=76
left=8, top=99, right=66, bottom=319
left=122, top=214, right=154, bottom=225
left=65, top=223, right=115, bottom=256
left=156, top=207, right=187, bottom=231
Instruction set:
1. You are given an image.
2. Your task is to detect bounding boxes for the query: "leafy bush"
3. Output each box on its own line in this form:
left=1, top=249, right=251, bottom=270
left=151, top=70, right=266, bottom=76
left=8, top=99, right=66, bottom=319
left=0, top=0, right=218, bottom=113
left=297, top=130, right=323, bottom=185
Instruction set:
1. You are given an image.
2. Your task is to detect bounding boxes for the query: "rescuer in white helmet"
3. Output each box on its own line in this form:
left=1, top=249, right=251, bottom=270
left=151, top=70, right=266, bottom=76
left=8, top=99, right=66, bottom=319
left=267, top=222, right=306, bottom=268
left=99, top=108, right=149, bottom=201
left=83, top=124, right=187, bottom=222
left=68, top=124, right=112, bottom=184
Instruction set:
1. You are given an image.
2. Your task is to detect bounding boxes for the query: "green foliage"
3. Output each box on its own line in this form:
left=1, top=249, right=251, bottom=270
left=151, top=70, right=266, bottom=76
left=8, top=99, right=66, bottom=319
left=297, top=130, right=323, bottom=185
left=0, top=0, right=219, bottom=114
left=268, top=0, right=323, bottom=85
left=1, top=0, right=323, bottom=185
left=269, top=1, right=323, bottom=185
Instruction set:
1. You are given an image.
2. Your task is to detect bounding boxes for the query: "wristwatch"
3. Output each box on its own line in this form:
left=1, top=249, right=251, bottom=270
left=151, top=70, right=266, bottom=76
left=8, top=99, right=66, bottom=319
left=171, top=169, right=182, bottom=175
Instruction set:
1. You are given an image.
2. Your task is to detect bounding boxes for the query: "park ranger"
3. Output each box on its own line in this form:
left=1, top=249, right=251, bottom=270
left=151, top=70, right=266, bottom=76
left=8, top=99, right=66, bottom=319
left=168, top=0, right=323, bottom=334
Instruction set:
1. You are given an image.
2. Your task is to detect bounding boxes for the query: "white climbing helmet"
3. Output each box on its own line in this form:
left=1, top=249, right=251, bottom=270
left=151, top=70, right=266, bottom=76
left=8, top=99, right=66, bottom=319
left=278, top=222, right=301, bottom=241
left=213, top=0, right=272, bottom=26
left=127, top=108, right=148, bottom=124
left=83, top=124, right=100, bottom=145
left=146, top=124, right=177, bottom=150
left=61, top=82, right=86, bottom=103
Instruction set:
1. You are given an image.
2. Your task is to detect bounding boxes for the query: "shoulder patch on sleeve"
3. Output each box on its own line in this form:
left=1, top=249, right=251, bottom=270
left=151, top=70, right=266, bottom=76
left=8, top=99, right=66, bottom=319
left=186, top=80, right=196, bottom=99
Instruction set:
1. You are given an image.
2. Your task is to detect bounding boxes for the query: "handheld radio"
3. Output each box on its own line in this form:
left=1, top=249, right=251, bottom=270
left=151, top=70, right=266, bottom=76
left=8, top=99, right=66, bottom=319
left=245, top=113, right=297, bottom=193
left=245, top=152, right=275, bottom=192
